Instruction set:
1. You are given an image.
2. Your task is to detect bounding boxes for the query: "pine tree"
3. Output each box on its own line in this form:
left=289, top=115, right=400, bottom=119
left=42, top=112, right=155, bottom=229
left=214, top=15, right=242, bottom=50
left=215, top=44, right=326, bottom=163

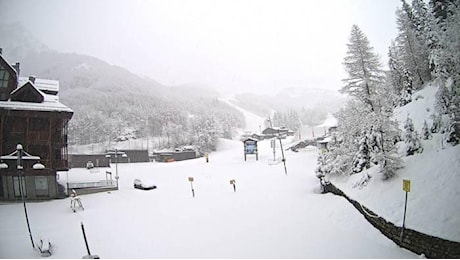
left=320, top=25, right=404, bottom=181
left=396, top=1, right=432, bottom=88
left=404, top=116, right=423, bottom=155
left=400, top=69, right=414, bottom=106
left=422, top=120, right=432, bottom=139
left=429, top=1, right=460, bottom=146
left=315, top=151, right=329, bottom=178
left=435, top=82, right=451, bottom=114
left=341, top=25, right=385, bottom=112
left=430, top=113, right=442, bottom=133
left=352, top=130, right=371, bottom=174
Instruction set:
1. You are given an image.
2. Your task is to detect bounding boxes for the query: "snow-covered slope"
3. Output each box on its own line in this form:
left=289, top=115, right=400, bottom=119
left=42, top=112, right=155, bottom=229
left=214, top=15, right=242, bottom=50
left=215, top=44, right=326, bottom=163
left=329, top=83, right=460, bottom=242
left=219, top=97, right=267, bottom=134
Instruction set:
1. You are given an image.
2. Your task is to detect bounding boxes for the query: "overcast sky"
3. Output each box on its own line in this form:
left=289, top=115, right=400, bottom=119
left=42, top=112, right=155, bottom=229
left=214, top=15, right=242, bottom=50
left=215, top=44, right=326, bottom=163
left=0, top=0, right=401, bottom=95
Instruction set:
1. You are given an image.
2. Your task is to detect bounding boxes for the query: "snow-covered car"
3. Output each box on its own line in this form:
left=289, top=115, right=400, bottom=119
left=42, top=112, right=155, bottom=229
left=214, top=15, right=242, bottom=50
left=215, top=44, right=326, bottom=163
left=133, top=179, right=157, bottom=190
left=86, top=161, right=94, bottom=169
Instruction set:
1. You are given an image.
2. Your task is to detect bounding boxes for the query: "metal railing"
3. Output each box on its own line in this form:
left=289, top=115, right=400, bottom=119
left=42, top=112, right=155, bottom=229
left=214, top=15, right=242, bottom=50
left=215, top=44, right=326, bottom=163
left=68, top=180, right=116, bottom=189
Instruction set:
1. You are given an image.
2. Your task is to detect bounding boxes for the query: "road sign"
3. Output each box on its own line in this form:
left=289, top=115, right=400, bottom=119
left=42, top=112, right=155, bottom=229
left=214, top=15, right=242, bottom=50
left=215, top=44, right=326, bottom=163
left=188, top=177, right=194, bottom=182
left=403, top=179, right=411, bottom=192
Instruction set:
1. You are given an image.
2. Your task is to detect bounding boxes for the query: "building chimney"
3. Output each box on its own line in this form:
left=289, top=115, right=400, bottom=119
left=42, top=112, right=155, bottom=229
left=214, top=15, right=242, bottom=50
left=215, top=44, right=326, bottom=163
left=29, top=75, right=36, bottom=84
left=13, top=62, right=20, bottom=77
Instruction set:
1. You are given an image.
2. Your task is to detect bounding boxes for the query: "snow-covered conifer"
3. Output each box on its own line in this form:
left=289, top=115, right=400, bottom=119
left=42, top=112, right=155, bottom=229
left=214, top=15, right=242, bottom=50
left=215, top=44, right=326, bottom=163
left=404, top=116, right=423, bottom=155
left=352, top=130, right=371, bottom=174
left=435, top=83, right=451, bottom=114
left=396, top=2, right=432, bottom=88
left=422, top=120, right=432, bottom=139
left=342, top=25, right=385, bottom=112
left=430, top=113, right=442, bottom=133
left=400, top=70, right=414, bottom=106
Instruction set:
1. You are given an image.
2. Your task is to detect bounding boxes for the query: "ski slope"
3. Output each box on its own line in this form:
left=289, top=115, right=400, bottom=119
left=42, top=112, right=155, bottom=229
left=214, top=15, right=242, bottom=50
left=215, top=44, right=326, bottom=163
left=219, top=97, right=267, bottom=134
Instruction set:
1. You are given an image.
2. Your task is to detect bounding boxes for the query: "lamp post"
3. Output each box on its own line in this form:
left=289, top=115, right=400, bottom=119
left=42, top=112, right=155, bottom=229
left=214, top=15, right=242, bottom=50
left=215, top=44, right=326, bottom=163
left=106, top=149, right=127, bottom=189
left=0, top=144, right=46, bottom=249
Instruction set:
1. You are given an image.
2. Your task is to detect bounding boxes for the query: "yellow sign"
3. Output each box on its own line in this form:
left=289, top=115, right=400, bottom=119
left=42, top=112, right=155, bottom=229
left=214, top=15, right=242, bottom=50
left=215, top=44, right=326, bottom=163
left=188, top=177, right=194, bottom=182
left=403, top=179, right=411, bottom=192
left=230, top=179, right=235, bottom=185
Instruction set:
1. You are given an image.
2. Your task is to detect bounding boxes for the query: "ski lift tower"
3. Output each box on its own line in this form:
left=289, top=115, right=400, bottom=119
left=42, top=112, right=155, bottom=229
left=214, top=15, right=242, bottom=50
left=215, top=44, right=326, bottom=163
left=242, top=137, right=258, bottom=161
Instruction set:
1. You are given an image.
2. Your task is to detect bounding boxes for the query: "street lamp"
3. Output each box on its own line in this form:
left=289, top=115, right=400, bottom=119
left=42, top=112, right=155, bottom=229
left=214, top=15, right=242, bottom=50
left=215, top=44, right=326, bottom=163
left=0, top=144, right=46, bottom=249
left=105, top=149, right=127, bottom=189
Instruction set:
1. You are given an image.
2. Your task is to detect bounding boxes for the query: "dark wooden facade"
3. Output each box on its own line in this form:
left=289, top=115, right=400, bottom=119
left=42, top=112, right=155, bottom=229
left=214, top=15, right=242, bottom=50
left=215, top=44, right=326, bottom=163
left=0, top=52, right=73, bottom=200
left=1, top=111, right=72, bottom=171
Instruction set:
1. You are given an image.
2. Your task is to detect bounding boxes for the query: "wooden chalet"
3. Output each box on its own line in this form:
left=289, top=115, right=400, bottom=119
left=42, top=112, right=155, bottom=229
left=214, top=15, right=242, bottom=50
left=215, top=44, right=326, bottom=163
left=0, top=50, right=73, bottom=200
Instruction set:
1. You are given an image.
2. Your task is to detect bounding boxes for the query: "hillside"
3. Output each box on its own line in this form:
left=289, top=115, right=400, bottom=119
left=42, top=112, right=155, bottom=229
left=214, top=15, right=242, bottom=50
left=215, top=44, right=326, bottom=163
left=1, top=23, right=245, bottom=150
left=328, top=83, right=460, bottom=242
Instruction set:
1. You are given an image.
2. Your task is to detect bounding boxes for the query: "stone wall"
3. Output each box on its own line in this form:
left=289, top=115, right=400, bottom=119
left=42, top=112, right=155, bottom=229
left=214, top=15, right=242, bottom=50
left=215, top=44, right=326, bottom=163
left=322, top=180, right=460, bottom=258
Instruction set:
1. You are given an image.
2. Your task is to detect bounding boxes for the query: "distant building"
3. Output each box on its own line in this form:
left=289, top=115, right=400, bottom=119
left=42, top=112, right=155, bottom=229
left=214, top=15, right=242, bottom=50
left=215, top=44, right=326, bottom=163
left=262, top=127, right=295, bottom=138
left=69, top=149, right=149, bottom=168
left=152, top=150, right=197, bottom=162
left=0, top=50, right=73, bottom=200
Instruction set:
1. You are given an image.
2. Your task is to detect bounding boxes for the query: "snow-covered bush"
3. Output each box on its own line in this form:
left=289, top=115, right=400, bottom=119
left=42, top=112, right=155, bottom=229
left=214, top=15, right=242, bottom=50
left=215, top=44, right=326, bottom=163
left=375, top=152, right=404, bottom=180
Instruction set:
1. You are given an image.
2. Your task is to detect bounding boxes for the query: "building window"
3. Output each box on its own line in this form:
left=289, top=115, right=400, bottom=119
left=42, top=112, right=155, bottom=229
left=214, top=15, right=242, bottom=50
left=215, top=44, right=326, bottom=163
left=0, top=65, right=11, bottom=88
left=35, top=176, right=49, bottom=197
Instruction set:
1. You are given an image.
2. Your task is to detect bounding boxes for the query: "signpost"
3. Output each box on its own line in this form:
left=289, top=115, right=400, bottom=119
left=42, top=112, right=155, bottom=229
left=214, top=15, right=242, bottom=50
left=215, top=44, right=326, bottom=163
left=188, top=177, right=195, bottom=197
left=230, top=179, right=236, bottom=192
left=400, top=179, right=411, bottom=242
left=81, top=222, right=99, bottom=259
left=266, top=117, right=288, bottom=175
left=243, top=138, right=258, bottom=161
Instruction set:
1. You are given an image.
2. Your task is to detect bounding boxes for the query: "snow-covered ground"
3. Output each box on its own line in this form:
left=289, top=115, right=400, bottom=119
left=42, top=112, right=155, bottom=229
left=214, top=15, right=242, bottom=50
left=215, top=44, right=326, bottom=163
left=0, top=137, right=416, bottom=258
left=2, top=86, right=456, bottom=258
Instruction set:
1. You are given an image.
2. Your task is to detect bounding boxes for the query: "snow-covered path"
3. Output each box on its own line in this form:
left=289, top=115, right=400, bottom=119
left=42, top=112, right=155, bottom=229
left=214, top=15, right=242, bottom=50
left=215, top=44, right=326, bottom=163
left=0, top=138, right=416, bottom=258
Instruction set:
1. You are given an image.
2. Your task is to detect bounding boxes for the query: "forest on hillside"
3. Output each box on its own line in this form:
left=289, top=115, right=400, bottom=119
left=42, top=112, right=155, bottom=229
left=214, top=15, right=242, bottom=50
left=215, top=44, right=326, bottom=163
left=317, top=0, right=459, bottom=180
left=0, top=24, right=246, bottom=153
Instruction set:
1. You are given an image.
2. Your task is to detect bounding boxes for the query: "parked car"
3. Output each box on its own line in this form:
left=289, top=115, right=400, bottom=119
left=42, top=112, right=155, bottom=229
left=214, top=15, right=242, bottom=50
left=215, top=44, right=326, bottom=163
left=133, top=179, right=157, bottom=190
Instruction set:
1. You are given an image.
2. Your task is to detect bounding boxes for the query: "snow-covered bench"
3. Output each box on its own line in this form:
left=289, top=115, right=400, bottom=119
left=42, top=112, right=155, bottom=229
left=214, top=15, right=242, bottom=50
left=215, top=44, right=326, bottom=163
left=38, top=238, right=52, bottom=257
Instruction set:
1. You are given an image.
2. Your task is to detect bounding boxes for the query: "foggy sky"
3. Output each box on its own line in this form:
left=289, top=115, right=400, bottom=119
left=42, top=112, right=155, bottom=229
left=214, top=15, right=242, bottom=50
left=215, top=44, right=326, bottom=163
left=0, top=0, right=401, bottom=95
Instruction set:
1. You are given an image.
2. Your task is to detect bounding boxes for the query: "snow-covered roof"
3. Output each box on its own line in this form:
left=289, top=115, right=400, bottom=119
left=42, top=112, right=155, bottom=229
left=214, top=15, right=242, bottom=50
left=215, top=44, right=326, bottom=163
left=18, top=77, right=59, bottom=94
left=317, top=136, right=332, bottom=143
left=0, top=79, right=72, bottom=113
left=0, top=98, right=73, bottom=113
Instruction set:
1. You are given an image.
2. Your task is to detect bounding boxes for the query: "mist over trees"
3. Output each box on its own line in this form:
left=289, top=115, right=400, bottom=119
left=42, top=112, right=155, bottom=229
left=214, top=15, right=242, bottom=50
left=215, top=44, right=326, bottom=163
left=0, top=25, right=246, bottom=153
left=317, top=0, right=459, bottom=181
left=65, top=76, right=246, bottom=152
